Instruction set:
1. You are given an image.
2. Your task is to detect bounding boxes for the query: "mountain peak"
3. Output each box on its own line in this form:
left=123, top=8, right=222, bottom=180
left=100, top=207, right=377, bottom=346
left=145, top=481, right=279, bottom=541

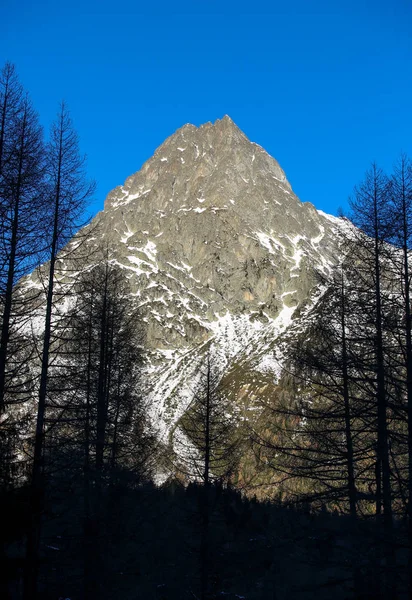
left=213, top=114, right=240, bottom=129
left=176, top=114, right=245, bottom=142
left=179, top=114, right=239, bottom=131
left=32, top=118, right=344, bottom=446
left=209, top=114, right=245, bottom=140
left=104, top=116, right=294, bottom=212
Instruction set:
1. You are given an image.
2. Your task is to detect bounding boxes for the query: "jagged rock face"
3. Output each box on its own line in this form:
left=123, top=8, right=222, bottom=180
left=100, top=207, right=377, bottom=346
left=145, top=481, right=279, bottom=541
left=89, top=116, right=340, bottom=352
left=28, top=116, right=344, bottom=441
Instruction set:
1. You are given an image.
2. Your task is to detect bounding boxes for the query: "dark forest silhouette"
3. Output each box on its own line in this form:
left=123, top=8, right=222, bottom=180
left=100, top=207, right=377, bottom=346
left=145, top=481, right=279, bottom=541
left=1, top=62, right=412, bottom=599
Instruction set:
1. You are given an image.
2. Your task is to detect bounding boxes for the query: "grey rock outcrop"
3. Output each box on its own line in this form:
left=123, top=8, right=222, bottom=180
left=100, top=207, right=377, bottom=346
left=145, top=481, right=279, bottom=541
left=89, top=117, right=341, bottom=349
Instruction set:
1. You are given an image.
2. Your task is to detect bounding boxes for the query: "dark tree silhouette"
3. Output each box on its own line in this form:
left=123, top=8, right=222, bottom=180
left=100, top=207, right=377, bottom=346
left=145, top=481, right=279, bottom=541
left=349, top=165, right=394, bottom=532
left=0, top=63, right=50, bottom=503
left=24, top=101, right=94, bottom=600
left=174, top=352, right=240, bottom=600
left=0, top=63, right=45, bottom=416
left=49, top=258, right=154, bottom=597
left=387, top=154, right=412, bottom=596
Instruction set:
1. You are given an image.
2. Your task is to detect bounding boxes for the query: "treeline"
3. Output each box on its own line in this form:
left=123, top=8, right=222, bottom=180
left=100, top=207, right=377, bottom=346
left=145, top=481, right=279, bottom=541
left=255, top=159, right=412, bottom=598
left=0, top=62, right=242, bottom=600
left=0, top=60, right=94, bottom=598
left=0, top=63, right=157, bottom=599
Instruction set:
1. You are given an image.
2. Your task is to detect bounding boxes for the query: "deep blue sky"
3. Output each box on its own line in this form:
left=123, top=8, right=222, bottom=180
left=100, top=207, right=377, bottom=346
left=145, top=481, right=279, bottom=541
left=2, top=0, right=411, bottom=218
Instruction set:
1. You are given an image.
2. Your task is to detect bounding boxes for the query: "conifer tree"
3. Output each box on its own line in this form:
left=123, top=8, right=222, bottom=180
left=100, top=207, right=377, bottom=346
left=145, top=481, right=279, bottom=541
left=48, top=258, right=153, bottom=597
left=0, top=63, right=48, bottom=493
left=349, top=165, right=394, bottom=531
left=24, top=102, right=94, bottom=600
left=174, top=352, right=240, bottom=600
left=387, top=154, right=412, bottom=597
left=0, top=63, right=45, bottom=415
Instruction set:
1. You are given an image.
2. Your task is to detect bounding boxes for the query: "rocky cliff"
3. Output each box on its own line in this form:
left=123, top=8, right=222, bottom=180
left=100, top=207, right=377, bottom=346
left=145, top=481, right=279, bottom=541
left=26, top=116, right=344, bottom=442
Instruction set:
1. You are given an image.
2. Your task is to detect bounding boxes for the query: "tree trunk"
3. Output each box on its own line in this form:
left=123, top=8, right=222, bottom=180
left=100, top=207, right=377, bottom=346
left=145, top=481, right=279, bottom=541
left=23, top=117, right=62, bottom=600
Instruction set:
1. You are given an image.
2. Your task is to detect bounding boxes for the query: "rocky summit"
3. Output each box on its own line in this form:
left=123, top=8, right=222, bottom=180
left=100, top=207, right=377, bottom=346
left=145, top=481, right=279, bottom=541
left=27, top=116, right=344, bottom=441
